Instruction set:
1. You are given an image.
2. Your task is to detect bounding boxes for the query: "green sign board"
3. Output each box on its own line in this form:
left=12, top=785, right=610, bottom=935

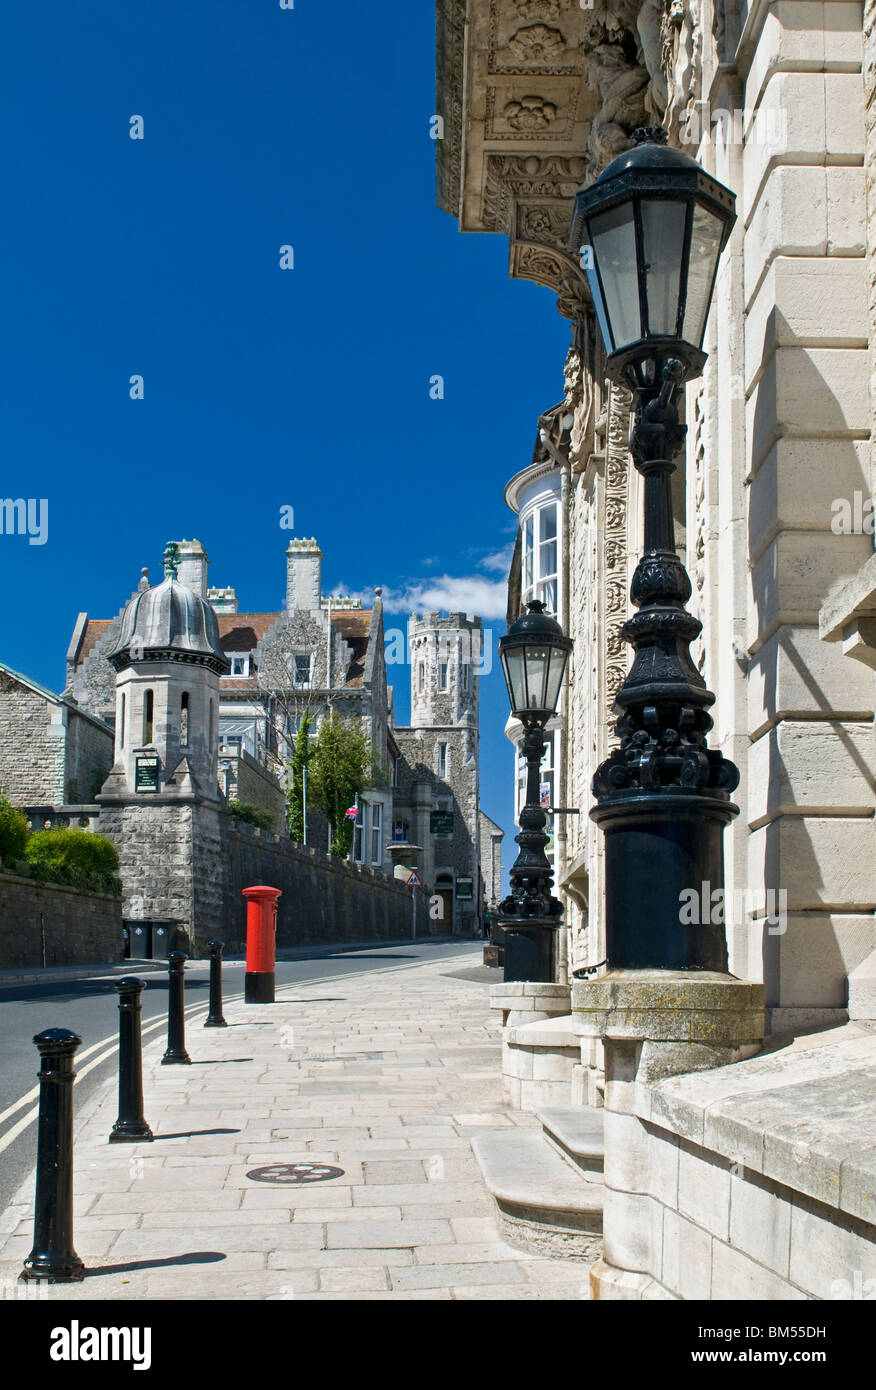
left=456, top=876, right=474, bottom=900
left=430, top=811, right=454, bottom=837
left=135, top=754, right=160, bottom=794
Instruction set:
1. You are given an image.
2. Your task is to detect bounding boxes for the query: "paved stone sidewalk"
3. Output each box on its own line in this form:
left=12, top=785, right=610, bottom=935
left=0, top=950, right=597, bottom=1300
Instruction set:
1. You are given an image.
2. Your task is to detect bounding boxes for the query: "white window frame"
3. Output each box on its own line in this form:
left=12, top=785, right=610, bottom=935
left=369, top=802, right=383, bottom=865
left=521, top=496, right=560, bottom=615
left=353, top=801, right=366, bottom=863
left=229, top=654, right=250, bottom=678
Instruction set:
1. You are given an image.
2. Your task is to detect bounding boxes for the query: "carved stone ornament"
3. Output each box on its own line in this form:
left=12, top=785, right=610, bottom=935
left=503, top=94, right=559, bottom=130
left=507, top=23, right=567, bottom=64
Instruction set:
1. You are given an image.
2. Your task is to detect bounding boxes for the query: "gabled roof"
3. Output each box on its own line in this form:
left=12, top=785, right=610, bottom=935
left=69, top=618, right=114, bottom=672
left=68, top=604, right=378, bottom=692
left=217, top=613, right=280, bottom=652
left=0, top=660, right=113, bottom=734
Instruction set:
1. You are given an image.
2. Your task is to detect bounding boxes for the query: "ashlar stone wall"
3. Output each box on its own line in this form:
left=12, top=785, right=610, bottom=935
left=0, top=871, right=123, bottom=969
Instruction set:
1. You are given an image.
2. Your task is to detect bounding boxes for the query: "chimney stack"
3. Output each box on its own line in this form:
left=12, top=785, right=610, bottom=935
left=286, top=538, right=323, bottom=615
left=174, top=539, right=209, bottom=598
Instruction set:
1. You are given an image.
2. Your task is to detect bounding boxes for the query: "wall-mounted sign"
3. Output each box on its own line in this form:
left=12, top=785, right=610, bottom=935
left=456, top=876, right=474, bottom=900
left=430, top=811, right=454, bottom=837
left=135, top=754, right=160, bottom=794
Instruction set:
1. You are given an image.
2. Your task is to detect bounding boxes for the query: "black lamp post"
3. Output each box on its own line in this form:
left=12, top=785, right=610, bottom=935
left=497, top=600, right=573, bottom=982
left=570, top=126, right=740, bottom=972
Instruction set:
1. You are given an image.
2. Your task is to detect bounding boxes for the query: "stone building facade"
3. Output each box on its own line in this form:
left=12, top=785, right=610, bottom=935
left=438, top=0, right=876, bottom=1298
left=5, top=535, right=491, bottom=947
left=479, top=808, right=504, bottom=910
left=0, top=660, right=113, bottom=812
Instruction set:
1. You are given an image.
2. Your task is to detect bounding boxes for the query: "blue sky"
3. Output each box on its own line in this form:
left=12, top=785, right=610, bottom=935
left=0, top=0, right=572, bottom=882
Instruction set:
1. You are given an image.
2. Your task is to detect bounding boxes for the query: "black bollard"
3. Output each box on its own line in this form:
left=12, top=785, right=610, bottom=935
left=204, top=940, right=228, bottom=1028
left=109, top=978, right=154, bottom=1143
left=21, top=1029, right=85, bottom=1283
left=161, top=951, right=192, bottom=1065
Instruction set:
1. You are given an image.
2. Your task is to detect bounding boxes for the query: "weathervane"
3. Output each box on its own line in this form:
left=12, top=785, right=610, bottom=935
left=163, top=542, right=180, bottom=579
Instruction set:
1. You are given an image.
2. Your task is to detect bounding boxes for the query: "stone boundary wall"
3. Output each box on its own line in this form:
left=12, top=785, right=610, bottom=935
left=220, top=745, right=286, bottom=834
left=223, top=821, right=429, bottom=951
left=0, top=871, right=124, bottom=969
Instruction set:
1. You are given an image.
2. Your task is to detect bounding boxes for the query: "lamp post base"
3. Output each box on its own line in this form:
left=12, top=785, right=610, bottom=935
left=498, top=918, right=559, bottom=984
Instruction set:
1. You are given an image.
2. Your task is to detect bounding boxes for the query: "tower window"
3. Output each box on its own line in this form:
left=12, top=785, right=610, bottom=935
left=143, top=690, right=154, bottom=745
left=417, top=662, right=425, bottom=693
left=439, top=662, right=449, bottom=690
left=462, top=665, right=470, bottom=692
left=438, top=742, right=448, bottom=778
left=180, top=692, right=189, bottom=748
left=119, top=692, right=126, bottom=749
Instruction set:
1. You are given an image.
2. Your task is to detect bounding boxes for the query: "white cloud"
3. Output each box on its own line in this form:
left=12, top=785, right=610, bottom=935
left=478, top=543, right=515, bottom=575
left=381, top=573, right=508, bottom=620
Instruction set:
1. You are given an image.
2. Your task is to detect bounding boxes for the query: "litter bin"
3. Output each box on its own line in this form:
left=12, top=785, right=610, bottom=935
left=150, top=920, right=175, bottom=959
left=127, top=921, right=151, bottom=958
left=122, top=919, right=179, bottom=960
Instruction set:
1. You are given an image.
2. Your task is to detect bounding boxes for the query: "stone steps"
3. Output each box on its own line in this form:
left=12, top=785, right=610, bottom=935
left=537, top=1105, right=605, bottom=1175
left=472, top=1126, right=604, bottom=1260
left=501, top=1013, right=581, bottom=1111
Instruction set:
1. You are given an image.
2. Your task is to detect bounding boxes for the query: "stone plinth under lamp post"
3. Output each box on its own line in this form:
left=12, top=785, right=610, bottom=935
left=569, top=128, right=764, bottom=1298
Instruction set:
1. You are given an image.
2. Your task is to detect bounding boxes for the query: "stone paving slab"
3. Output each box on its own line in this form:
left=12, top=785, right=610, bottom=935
left=0, top=949, right=598, bottom=1300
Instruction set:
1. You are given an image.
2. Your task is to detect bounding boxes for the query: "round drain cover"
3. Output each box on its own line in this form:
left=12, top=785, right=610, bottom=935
left=246, top=1163, right=345, bottom=1185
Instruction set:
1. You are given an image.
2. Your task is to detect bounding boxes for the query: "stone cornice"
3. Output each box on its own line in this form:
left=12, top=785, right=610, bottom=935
left=435, top=0, right=665, bottom=313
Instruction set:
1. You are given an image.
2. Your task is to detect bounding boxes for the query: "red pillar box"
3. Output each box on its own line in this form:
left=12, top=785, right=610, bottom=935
left=242, top=886, right=281, bottom=1004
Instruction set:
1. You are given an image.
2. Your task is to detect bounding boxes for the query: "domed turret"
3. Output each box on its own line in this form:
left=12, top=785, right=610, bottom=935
left=106, top=544, right=228, bottom=674
left=99, top=542, right=227, bottom=805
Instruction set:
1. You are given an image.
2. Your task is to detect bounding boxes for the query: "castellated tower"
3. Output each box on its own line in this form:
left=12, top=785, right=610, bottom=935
left=408, top=611, right=481, bottom=732
left=393, top=612, right=483, bottom=933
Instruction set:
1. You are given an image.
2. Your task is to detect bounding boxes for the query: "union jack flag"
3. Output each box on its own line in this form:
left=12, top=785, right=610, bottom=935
left=344, top=804, right=359, bottom=821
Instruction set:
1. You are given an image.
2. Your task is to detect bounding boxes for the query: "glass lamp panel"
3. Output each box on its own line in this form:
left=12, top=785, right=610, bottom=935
left=681, top=205, right=724, bottom=347
left=523, top=647, right=549, bottom=713
left=641, top=199, right=686, bottom=336
left=503, top=647, right=525, bottom=711
left=544, top=648, right=568, bottom=715
left=589, top=204, right=641, bottom=350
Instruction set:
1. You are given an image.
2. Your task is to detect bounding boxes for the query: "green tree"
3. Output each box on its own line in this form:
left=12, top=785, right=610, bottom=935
left=0, top=788, right=29, bottom=867
left=228, top=801, right=275, bottom=831
left=308, top=712, right=371, bottom=858
left=286, top=712, right=314, bottom=842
